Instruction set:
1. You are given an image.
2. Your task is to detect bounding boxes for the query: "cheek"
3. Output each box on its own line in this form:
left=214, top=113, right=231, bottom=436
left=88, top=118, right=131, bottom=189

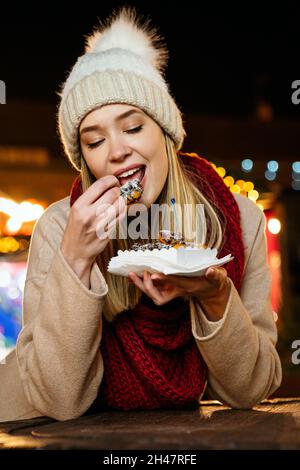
left=154, top=146, right=168, bottom=177
left=82, top=149, right=106, bottom=178
left=154, top=157, right=168, bottom=185
left=146, top=133, right=168, bottom=174
left=147, top=149, right=168, bottom=196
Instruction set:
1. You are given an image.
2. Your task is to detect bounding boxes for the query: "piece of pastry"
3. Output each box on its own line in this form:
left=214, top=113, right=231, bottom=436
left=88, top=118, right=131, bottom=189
left=120, top=178, right=143, bottom=205
left=158, top=230, right=187, bottom=248
left=131, top=230, right=205, bottom=251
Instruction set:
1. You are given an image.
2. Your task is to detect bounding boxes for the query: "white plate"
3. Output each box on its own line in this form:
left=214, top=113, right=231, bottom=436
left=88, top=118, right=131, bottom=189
left=108, top=247, right=234, bottom=277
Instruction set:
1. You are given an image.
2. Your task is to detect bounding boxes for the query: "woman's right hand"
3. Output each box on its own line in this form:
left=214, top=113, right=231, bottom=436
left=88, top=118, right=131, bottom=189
left=61, top=175, right=126, bottom=270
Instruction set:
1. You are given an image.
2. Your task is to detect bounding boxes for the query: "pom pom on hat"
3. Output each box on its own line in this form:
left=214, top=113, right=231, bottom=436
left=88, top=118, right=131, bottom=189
left=85, top=7, right=168, bottom=74
left=58, top=7, right=186, bottom=172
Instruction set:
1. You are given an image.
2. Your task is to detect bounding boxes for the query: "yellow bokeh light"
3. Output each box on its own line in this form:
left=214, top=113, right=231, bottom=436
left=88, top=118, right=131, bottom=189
left=224, top=176, right=234, bottom=187
left=0, top=236, right=19, bottom=253
left=236, top=180, right=245, bottom=189
left=217, top=167, right=226, bottom=178
left=204, top=162, right=261, bottom=207
left=248, top=189, right=259, bottom=201
left=268, top=218, right=281, bottom=235
left=230, top=185, right=241, bottom=193
left=244, top=181, right=254, bottom=192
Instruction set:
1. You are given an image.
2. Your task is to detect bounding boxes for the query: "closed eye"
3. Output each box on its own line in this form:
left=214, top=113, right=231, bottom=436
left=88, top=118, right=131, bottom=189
left=125, top=125, right=143, bottom=134
left=87, top=126, right=143, bottom=149
left=87, top=139, right=105, bottom=149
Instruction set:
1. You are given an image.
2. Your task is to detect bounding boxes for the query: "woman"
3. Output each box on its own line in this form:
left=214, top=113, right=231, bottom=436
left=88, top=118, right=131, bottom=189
left=0, top=7, right=281, bottom=422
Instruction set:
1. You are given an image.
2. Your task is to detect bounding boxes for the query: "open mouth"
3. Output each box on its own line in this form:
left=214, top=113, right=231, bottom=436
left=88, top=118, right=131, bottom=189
left=117, top=165, right=146, bottom=187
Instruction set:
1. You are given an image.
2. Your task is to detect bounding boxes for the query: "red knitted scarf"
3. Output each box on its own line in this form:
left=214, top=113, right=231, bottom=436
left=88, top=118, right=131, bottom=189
left=69, top=153, right=245, bottom=411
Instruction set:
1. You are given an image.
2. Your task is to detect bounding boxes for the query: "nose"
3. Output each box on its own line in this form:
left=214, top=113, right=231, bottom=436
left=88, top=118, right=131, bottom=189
left=108, top=135, right=132, bottom=162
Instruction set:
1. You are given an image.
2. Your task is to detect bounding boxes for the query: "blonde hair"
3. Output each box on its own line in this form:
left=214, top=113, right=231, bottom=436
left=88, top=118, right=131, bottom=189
left=80, top=134, right=226, bottom=322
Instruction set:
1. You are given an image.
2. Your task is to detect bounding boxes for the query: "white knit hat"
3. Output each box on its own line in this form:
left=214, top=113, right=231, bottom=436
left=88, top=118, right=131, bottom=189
left=57, top=7, right=186, bottom=172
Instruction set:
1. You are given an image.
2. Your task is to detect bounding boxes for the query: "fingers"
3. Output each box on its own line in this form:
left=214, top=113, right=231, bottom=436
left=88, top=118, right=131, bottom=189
left=128, top=272, right=145, bottom=291
left=101, top=195, right=126, bottom=222
left=95, top=195, right=125, bottom=227
left=76, top=175, right=120, bottom=207
left=107, top=204, right=128, bottom=234
left=205, top=267, right=228, bottom=288
left=129, top=271, right=165, bottom=305
left=96, top=201, right=127, bottom=240
left=94, top=187, right=122, bottom=217
left=128, top=267, right=230, bottom=306
left=151, top=267, right=228, bottom=293
left=143, top=271, right=159, bottom=296
left=151, top=273, right=195, bottom=293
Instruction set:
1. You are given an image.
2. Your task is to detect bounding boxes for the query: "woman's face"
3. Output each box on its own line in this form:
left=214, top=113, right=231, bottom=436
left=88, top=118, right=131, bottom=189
left=79, top=104, right=168, bottom=207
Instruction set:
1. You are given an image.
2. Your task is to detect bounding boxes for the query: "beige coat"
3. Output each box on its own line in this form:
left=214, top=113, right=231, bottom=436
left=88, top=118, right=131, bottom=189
left=0, top=193, right=282, bottom=422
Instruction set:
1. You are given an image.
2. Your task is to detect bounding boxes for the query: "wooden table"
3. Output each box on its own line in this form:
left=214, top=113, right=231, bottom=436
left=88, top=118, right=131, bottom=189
left=0, top=398, right=299, bottom=451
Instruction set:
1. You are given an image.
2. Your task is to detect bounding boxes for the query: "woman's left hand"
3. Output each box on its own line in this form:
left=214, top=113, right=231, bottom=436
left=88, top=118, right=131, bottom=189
left=128, top=266, right=230, bottom=309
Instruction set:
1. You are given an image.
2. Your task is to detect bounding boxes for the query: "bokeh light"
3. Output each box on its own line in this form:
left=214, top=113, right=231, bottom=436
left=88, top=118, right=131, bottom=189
left=241, top=159, right=253, bottom=172
left=268, top=218, right=281, bottom=235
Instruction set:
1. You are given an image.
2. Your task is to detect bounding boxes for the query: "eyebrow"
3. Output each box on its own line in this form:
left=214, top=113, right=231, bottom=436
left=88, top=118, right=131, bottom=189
left=80, top=109, right=143, bottom=135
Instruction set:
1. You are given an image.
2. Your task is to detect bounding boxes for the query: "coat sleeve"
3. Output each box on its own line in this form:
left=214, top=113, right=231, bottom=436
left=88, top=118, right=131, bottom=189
left=190, top=200, right=282, bottom=409
left=16, top=203, right=108, bottom=421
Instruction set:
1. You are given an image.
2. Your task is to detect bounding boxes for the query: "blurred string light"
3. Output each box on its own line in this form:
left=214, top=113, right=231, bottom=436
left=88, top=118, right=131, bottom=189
left=0, top=197, right=45, bottom=254
left=265, top=160, right=279, bottom=182
left=241, top=159, right=253, bottom=172
left=0, top=197, right=44, bottom=235
left=292, top=181, right=300, bottom=191
left=292, top=161, right=300, bottom=190
left=267, top=160, right=279, bottom=172
left=265, top=171, right=277, bottom=181
left=292, top=171, right=300, bottom=181
left=0, top=236, right=29, bottom=255
left=207, top=161, right=261, bottom=207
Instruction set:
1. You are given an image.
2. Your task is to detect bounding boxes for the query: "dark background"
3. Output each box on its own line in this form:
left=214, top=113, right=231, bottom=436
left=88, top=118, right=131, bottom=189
left=0, top=1, right=300, bottom=119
